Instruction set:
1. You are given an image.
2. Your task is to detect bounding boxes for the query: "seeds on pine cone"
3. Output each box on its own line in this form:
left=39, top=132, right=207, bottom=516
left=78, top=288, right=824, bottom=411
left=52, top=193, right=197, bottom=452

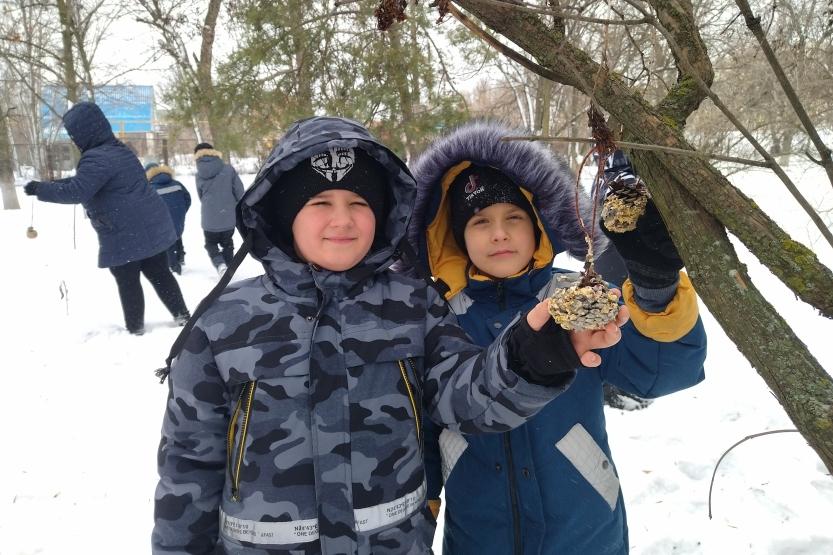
left=602, top=182, right=649, bottom=233
left=548, top=282, right=619, bottom=331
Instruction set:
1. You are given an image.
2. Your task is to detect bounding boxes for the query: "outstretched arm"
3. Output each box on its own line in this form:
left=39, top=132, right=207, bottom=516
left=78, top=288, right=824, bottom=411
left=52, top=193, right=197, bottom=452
left=422, top=286, right=596, bottom=435
left=33, top=152, right=112, bottom=204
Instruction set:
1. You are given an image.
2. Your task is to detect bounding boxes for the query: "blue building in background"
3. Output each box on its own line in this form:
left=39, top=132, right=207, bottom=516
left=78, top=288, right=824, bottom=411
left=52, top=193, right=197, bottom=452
left=40, top=85, right=161, bottom=173
left=41, top=85, right=155, bottom=139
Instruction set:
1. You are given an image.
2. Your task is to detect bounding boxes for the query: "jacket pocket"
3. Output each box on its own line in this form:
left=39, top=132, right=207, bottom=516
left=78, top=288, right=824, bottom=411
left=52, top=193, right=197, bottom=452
left=86, top=209, right=116, bottom=233
left=227, top=380, right=258, bottom=501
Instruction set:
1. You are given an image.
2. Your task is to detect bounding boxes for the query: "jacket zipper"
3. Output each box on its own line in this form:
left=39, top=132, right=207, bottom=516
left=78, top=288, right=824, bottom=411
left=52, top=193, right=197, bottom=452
left=226, top=387, right=246, bottom=480
left=503, top=433, right=523, bottom=555
left=230, top=380, right=258, bottom=501
left=496, top=280, right=506, bottom=311
left=398, top=360, right=422, bottom=451
left=406, top=358, right=423, bottom=400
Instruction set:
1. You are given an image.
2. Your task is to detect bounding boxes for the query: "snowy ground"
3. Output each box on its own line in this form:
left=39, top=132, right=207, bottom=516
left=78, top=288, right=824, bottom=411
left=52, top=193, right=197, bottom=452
left=1, top=163, right=832, bottom=554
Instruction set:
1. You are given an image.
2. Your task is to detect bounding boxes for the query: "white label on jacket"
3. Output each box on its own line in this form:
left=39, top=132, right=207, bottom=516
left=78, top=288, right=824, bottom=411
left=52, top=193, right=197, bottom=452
left=220, top=509, right=319, bottom=544
left=354, top=481, right=426, bottom=532
left=555, top=423, right=620, bottom=510
left=219, top=483, right=426, bottom=545
left=439, top=428, right=469, bottom=483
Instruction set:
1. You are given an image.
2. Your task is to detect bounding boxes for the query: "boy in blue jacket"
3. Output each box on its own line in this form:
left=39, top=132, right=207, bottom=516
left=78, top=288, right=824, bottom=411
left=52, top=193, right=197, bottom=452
left=408, top=121, right=707, bottom=555
left=145, top=162, right=191, bottom=274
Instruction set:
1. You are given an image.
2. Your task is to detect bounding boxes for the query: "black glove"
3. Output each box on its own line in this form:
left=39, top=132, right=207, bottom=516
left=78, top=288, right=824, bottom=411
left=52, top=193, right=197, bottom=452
left=507, top=315, right=580, bottom=386
left=600, top=151, right=683, bottom=289
left=24, top=181, right=40, bottom=196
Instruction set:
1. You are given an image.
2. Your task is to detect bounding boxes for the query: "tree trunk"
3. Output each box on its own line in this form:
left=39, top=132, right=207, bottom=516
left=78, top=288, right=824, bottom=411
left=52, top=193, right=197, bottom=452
left=388, top=25, right=418, bottom=161
left=56, top=0, right=79, bottom=102
left=455, top=0, right=833, bottom=473
left=636, top=150, right=833, bottom=473
left=0, top=104, right=20, bottom=210
left=534, top=75, right=552, bottom=135
left=196, top=0, right=223, bottom=152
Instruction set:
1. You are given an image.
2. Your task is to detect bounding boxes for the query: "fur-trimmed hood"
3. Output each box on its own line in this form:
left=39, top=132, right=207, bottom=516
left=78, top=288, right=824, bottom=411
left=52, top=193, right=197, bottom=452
left=146, top=164, right=174, bottom=182
left=195, top=149, right=225, bottom=180
left=194, top=148, right=223, bottom=161
left=408, top=121, right=607, bottom=296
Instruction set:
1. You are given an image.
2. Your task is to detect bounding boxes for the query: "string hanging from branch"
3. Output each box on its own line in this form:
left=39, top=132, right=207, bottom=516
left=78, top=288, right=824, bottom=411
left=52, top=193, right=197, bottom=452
left=547, top=106, right=621, bottom=331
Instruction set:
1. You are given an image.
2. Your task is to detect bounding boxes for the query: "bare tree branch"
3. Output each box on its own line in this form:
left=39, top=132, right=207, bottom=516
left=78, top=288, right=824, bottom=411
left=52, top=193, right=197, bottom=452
left=734, top=0, right=833, bottom=189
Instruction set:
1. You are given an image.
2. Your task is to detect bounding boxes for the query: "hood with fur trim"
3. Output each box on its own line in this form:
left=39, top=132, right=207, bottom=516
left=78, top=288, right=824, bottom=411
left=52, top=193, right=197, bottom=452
left=408, top=120, right=607, bottom=296
left=145, top=164, right=174, bottom=182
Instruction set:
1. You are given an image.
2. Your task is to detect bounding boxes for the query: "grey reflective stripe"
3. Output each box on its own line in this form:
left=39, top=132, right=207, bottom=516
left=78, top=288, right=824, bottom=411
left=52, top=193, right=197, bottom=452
left=218, top=482, right=426, bottom=545
left=156, top=185, right=183, bottom=196
left=447, top=292, right=473, bottom=315
left=438, top=428, right=468, bottom=483
left=354, top=481, right=426, bottom=532
left=220, top=509, right=319, bottom=544
left=555, top=423, right=620, bottom=510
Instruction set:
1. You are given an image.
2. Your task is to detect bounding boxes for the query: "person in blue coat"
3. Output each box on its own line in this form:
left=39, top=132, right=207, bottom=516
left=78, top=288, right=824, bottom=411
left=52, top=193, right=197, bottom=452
left=145, top=162, right=191, bottom=274
left=408, top=121, right=708, bottom=555
left=24, top=102, right=190, bottom=335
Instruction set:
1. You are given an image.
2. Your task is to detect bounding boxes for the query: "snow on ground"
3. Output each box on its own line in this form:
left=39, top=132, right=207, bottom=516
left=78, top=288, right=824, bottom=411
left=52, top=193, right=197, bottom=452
left=1, top=162, right=832, bottom=554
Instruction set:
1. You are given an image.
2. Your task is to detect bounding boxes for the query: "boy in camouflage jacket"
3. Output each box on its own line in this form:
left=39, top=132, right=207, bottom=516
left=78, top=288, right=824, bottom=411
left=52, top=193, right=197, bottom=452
left=152, top=116, right=630, bottom=555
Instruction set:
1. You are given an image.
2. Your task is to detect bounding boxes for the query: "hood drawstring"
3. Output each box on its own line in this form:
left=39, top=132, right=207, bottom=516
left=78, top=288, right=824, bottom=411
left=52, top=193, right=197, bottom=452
left=154, top=233, right=253, bottom=384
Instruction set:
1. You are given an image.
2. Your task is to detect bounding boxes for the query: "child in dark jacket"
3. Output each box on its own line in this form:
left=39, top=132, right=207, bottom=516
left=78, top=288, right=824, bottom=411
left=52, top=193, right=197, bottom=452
left=194, top=142, right=245, bottom=274
left=409, top=121, right=707, bottom=555
left=145, top=162, right=191, bottom=274
left=152, top=116, right=631, bottom=555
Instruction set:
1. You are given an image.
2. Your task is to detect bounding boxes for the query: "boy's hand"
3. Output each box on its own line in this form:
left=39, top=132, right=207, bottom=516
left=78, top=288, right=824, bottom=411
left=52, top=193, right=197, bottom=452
left=526, top=290, right=630, bottom=368
left=600, top=150, right=683, bottom=289
left=568, top=302, right=630, bottom=367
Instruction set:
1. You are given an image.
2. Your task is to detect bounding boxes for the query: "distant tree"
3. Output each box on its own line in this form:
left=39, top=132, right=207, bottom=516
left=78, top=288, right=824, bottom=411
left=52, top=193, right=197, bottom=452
left=134, top=0, right=226, bottom=152
left=0, top=100, right=18, bottom=209
left=0, top=0, right=124, bottom=180
left=216, top=0, right=468, bottom=160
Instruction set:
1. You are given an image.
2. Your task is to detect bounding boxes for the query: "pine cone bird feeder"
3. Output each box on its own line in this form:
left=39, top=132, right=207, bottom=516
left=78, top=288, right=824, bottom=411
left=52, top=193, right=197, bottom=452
left=547, top=106, right=620, bottom=331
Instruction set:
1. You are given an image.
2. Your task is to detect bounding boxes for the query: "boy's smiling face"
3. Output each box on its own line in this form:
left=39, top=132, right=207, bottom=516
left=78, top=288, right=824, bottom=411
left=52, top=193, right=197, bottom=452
left=463, top=202, right=536, bottom=279
left=292, top=189, right=376, bottom=271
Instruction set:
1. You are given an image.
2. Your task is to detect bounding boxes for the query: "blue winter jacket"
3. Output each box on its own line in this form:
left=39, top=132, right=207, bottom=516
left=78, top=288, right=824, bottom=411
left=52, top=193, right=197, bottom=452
left=35, top=102, right=177, bottom=267
left=408, top=121, right=708, bottom=555
left=147, top=165, right=191, bottom=237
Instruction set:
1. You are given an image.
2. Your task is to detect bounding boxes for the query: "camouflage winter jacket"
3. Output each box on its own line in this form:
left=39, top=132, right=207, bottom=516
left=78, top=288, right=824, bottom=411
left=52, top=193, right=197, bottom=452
left=152, top=116, right=575, bottom=555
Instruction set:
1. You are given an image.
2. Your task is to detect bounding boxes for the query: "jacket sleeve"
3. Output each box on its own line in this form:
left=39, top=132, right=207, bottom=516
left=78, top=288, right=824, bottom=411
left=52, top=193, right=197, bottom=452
left=421, top=285, right=574, bottom=435
left=422, top=417, right=444, bottom=501
left=600, top=272, right=707, bottom=397
left=179, top=180, right=192, bottom=211
left=35, top=151, right=112, bottom=204
left=232, top=169, right=244, bottom=201
left=152, top=324, right=228, bottom=554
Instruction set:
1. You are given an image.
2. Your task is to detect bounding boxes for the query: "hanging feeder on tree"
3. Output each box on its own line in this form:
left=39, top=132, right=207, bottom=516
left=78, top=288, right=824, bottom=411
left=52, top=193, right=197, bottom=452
left=547, top=106, right=620, bottom=331
left=26, top=199, right=38, bottom=239
left=601, top=171, right=650, bottom=233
